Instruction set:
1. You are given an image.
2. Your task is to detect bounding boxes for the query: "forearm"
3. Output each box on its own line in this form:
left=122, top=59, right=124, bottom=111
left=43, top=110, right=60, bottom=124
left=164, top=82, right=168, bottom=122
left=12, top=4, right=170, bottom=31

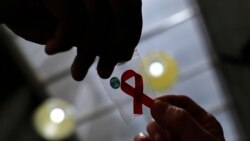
left=0, top=0, right=21, bottom=22
left=0, top=0, right=45, bottom=22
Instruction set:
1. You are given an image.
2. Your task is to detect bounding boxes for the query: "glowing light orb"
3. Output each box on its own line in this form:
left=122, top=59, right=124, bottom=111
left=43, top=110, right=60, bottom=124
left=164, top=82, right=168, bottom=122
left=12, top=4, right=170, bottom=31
left=50, top=108, right=65, bottom=123
left=141, top=52, right=179, bottom=91
left=33, top=98, right=75, bottom=140
left=149, top=61, right=165, bottom=77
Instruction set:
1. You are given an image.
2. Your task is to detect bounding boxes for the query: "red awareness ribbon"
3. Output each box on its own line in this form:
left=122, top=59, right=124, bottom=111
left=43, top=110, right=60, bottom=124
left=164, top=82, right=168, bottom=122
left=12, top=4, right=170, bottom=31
left=121, top=70, right=154, bottom=115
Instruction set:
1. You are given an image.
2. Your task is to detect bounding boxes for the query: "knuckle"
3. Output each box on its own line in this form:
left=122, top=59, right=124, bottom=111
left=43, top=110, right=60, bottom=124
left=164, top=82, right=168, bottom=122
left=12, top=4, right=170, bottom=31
left=179, top=95, right=192, bottom=101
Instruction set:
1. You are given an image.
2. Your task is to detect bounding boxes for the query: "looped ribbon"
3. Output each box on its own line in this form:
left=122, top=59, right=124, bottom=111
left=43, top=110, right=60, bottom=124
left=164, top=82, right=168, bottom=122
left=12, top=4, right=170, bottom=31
left=121, top=70, right=154, bottom=115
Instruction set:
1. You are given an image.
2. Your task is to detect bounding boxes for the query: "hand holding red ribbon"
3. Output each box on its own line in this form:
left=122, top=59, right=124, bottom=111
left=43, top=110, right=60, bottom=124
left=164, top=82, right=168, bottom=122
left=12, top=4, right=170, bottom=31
left=121, top=70, right=154, bottom=115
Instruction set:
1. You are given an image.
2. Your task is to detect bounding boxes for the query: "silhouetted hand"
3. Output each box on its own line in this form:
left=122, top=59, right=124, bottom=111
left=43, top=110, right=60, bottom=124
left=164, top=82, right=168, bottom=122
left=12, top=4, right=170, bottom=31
left=134, top=95, right=225, bottom=141
left=0, top=0, right=142, bottom=80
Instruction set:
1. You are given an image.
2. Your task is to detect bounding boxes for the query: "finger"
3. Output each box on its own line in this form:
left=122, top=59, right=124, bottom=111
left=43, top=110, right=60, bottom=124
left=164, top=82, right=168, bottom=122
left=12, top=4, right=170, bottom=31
left=151, top=100, right=214, bottom=141
left=70, top=18, right=97, bottom=81
left=147, top=120, right=171, bottom=141
left=155, top=95, right=208, bottom=123
left=96, top=0, right=143, bottom=78
left=134, top=133, right=151, bottom=141
left=97, top=55, right=119, bottom=79
left=83, top=0, right=117, bottom=79
left=155, top=95, right=225, bottom=140
left=71, top=50, right=96, bottom=81
left=108, top=0, right=142, bottom=62
left=45, top=21, right=72, bottom=55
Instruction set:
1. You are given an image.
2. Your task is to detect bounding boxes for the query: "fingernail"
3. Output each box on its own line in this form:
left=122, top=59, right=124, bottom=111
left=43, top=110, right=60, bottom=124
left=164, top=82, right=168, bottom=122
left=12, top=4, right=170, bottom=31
left=154, top=133, right=163, bottom=141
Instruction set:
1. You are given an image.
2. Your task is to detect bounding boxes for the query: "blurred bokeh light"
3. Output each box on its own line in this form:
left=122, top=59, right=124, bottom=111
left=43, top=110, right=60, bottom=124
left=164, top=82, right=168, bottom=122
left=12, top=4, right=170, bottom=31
left=33, top=98, right=75, bottom=140
left=141, top=52, right=178, bottom=91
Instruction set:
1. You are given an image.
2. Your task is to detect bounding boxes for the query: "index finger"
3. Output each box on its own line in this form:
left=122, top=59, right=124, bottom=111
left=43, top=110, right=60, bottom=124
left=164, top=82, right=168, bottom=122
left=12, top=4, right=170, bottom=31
left=155, top=95, right=208, bottom=122
left=150, top=99, right=214, bottom=141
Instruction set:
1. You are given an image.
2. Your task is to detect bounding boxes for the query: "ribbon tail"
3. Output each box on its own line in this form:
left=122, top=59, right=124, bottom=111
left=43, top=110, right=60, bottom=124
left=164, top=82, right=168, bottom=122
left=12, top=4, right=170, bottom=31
left=134, top=98, right=143, bottom=115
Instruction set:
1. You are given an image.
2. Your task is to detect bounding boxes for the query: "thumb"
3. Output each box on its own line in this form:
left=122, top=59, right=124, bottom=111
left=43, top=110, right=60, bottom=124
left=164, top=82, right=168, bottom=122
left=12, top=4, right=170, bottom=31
left=151, top=100, right=212, bottom=141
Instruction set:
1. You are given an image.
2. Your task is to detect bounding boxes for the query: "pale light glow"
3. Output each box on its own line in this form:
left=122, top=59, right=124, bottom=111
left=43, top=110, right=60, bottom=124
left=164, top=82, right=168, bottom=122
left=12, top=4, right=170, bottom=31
left=50, top=108, right=65, bottom=124
left=149, top=62, right=164, bottom=77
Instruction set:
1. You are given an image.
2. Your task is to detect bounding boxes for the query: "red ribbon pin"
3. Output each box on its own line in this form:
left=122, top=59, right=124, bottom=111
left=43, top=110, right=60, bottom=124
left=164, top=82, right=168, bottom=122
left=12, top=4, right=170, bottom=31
left=121, top=70, right=154, bottom=115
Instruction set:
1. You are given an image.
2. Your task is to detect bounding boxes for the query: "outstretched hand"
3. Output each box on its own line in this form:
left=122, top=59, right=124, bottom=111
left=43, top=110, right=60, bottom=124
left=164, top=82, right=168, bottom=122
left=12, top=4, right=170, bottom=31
left=0, top=0, right=142, bottom=80
left=134, top=95, right=225, bottom=141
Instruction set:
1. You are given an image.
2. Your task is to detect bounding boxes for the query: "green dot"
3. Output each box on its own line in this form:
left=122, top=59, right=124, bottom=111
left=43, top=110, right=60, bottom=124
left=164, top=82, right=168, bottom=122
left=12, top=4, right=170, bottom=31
left=110, top=77, right=120, bottom=89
